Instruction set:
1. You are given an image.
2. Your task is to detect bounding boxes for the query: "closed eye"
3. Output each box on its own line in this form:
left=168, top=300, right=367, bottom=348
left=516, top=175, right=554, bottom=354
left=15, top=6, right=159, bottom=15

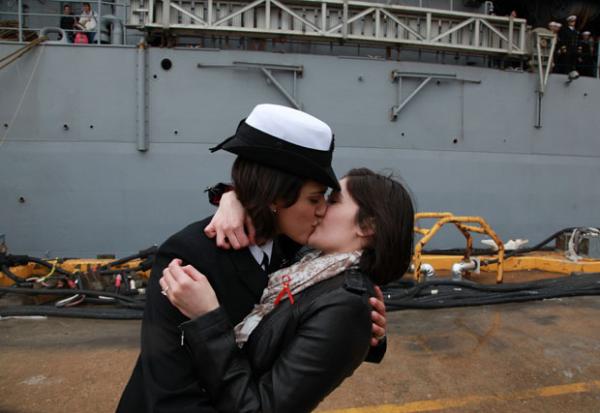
left=327, top=192, right=340, bottom=204
left=308, top=195, right=325, bottom=205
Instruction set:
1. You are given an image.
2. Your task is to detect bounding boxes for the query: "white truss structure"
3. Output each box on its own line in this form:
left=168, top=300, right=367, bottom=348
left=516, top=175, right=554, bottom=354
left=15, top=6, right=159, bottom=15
left=128, top=0, right=529, bottom=55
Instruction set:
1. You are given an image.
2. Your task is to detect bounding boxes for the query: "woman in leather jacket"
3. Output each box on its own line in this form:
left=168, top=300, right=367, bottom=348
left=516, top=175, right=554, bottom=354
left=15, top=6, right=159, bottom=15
left=161, top=168, right=415, bottom=413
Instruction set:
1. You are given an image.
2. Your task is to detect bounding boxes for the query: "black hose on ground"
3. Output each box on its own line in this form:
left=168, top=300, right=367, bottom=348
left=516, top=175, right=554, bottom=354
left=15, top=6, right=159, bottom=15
left=0, top=286, right=145, bottom=308
left=0, top=305, right=143, bottom=319
left=81, top=297, right=145, bottom=310
left=382, top=273, right=600, bottom=310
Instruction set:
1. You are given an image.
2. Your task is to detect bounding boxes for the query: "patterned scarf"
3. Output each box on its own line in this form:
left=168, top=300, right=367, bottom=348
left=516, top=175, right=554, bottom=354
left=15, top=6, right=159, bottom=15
left=234, top=250, right=362, bottom=347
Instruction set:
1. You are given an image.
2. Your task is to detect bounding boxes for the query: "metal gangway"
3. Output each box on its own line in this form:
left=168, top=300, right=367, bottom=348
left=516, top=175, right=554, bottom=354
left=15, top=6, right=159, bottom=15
left=127, top=0, right=528, bottom=56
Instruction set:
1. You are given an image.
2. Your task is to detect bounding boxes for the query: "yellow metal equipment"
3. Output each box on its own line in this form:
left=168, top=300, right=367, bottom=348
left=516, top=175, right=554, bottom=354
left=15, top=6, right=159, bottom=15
left=0, top=258, right=149, bottom=287
left=414, top=212, right=600, bottom=283
left=414, top=212, right=506, bottom=283
left=420, top=252, right=600, bottom=276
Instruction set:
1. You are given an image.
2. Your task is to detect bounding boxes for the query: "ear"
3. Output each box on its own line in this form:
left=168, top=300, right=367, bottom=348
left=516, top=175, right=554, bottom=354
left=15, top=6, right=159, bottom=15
left=357, top=217, right=375, bottom=238
left=270, top=201, right=283, bottom=214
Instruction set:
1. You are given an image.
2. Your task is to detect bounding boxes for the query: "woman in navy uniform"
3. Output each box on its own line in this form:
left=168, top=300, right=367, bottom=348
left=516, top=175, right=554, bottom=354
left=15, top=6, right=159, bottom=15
left=117, top=104, right=388, bottom=413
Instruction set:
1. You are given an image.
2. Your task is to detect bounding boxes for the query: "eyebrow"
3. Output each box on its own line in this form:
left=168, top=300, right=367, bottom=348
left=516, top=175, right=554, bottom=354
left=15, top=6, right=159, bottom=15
left=308, top=189, right=327, bottom=195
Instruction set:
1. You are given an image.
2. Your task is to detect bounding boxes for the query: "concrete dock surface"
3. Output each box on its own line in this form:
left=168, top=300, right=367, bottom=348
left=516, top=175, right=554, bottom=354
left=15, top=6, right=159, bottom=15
left=1, top=295, right=599, bottom=413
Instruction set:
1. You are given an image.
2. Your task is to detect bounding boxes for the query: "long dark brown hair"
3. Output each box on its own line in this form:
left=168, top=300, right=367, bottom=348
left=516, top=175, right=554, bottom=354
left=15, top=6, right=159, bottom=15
left=231, top=157, right=305, bottom=241
left=345, top=168, right=414, bottom=285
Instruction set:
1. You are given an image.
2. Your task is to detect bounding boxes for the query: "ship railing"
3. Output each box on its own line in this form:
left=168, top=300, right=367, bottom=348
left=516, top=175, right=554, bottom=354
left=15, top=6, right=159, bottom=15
left=0, top=0, right=129, bottom=45
left=128, top=0, right=528, bottom=56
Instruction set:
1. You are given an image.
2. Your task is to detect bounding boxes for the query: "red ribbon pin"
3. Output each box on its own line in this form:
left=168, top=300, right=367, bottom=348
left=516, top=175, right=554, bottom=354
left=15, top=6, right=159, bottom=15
left=274, top=275, right=295, bottom=306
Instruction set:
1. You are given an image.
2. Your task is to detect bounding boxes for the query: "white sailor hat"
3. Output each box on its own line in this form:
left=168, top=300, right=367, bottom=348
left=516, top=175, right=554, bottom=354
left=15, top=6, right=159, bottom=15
left=582, top=31, right=591, bottom=35
left=548, top=21, right=560, bottom=28
left=211, top=104, right=339, bottom=190
left=567, top=15, right=577, bottom=22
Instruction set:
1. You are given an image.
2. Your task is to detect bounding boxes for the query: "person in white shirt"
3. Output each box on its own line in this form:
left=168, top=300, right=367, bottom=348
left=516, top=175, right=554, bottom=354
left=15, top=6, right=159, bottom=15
left=74, top=2, right=97, bottom=43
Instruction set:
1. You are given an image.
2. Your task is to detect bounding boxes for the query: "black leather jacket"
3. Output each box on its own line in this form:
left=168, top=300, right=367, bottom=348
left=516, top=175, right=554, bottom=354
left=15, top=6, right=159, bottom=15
left=180, top=270, right=375, bottom=413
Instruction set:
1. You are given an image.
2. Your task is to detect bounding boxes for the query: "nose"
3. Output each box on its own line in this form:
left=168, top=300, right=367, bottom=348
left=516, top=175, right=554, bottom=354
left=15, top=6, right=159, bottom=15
left=315, top=199, right=327, bottom=218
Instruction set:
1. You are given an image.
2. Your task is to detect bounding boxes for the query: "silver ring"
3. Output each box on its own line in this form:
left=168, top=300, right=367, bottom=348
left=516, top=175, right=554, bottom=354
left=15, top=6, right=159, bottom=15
left=161, top=286, right=169, bottom=296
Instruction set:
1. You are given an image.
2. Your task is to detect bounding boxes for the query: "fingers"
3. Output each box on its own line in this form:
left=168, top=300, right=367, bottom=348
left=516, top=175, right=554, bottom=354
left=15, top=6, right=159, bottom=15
left=373, top=286, right=386, bottom=309
left=370, top=297, right=387, bottom=343
left=215, top=227, right=231, bottom=249
left=371, top=310, right=386, bottom=330
left=216, top=226, right=250, bottom=250
left=369, top=296, right=386, bottom=319
left=227, top=229, right=243, bottom=250
left=165, top=259, right=208, bottom=284
left=370, top=286, right=387, bottom=322
left=209, top=191, right=249, bottom=250
left=159, top=272, right=171, bottom=297
left=372, top=323, right=386, bottom=341
left=160, top=260, right=183, bottom=300
left=204, top=222, right=216, bottom=238
left=165, top=259, right=187, bottom=285
left=231, top=226, right=250, bottom=249
left=245, top=216, right=256, bottom=245
left=161, top=260, right=198, bottom=306
left=181, top=265, right=207, bottom=282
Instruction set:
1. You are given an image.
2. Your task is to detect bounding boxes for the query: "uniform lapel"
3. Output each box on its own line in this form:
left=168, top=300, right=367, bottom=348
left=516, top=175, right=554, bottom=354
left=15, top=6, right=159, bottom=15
left=268, top=239, right=284, bottom=273
left=227, top=248, right=269, bottom=300
left=269, top=236, right=301, bottom=272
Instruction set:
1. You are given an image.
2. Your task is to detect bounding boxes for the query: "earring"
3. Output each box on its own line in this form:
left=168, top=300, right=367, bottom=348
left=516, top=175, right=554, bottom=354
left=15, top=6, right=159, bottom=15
left=271, top=207, right=278, bottom=214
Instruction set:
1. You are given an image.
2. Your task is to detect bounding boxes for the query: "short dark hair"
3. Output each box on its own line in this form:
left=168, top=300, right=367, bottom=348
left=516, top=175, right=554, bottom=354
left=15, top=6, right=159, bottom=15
left=63, top=4, right=71, bottom=9
left=345, top=168, right=414, bottom=285
left=231, top=157, right=305, bottom=241
left=82, top=2, right=91, bottom=7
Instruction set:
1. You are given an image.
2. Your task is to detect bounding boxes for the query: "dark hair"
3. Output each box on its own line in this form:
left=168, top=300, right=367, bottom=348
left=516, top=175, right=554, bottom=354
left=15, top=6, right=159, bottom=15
left=231, top=157, right=305, bottom=240
left=344, top=168, right=414, bottom=285
left=82, top=2, right=91, bottom=7
left=63, top=4, right=71, bottom=9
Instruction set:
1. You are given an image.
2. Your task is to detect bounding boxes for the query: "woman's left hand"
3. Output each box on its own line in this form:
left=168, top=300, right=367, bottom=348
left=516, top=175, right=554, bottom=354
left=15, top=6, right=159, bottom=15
left=369, top=286, right=387, bottom=346
left=159, top=259, right=220, bottom=319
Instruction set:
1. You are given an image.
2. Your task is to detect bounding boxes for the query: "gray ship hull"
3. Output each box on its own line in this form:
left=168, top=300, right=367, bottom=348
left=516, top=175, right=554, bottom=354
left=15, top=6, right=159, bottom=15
left=1, top=42, right=599, bottom=257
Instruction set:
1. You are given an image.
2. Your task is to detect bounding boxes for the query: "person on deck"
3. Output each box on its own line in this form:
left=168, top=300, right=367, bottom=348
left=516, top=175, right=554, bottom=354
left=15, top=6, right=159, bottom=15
left=561, top=15, right=580, bottom=78
left=578, top=31, right=594, bottom=77
left=59, top=4, right=75, bottom=43
left=75, top=2, right=98, bottom=43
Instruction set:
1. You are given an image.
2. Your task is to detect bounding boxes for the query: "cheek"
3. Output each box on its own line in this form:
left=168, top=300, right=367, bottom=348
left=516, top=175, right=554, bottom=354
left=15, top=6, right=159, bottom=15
left=278, top=204, right=316, bottom=238
left=323, top=208, right=345, bottom=229
left=323, top=208, right=357, bottom=238
left=290, top=203, right=317, bottom=223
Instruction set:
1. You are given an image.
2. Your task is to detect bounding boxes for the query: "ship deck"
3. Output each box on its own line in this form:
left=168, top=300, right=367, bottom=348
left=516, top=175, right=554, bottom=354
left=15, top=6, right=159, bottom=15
left=1, top=273, right=599, bottom=413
